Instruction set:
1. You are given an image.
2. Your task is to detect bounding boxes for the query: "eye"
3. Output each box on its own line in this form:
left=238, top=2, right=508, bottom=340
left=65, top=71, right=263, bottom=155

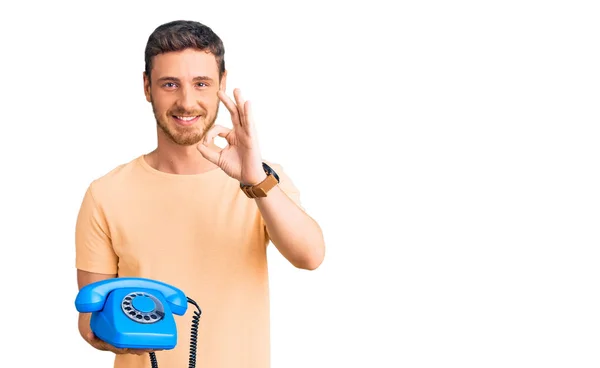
left=197, top=82, right=208, bottom=88
left=162, top=82, right=177, bottom=89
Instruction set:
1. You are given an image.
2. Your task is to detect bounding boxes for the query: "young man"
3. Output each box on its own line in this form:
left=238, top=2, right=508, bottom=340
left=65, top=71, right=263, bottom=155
left=75, top=20, right=325, bottom=368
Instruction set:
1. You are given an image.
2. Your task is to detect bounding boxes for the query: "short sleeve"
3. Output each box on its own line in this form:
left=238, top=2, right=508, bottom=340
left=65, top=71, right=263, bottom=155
left=75, top=184, right=118, bottom=274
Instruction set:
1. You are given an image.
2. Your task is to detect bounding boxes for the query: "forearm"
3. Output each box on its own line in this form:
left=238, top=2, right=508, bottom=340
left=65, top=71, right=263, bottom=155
left=255, top=186, right=325, bottom=270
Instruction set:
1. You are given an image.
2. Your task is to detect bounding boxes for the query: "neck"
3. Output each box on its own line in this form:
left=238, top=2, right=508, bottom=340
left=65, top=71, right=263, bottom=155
left=146, top=133, right=220, bottom=175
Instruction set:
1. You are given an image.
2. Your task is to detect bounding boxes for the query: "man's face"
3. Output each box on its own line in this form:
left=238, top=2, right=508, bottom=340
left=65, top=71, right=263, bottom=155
left=143, top=48, right=225, bottom=146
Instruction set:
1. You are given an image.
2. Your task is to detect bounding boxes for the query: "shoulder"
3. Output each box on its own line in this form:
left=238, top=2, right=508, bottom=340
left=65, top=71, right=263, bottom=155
left=86, top=155, right=144, bottom=200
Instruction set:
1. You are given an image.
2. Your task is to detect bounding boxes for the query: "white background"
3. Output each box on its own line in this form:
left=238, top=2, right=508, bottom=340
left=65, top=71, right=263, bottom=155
left=1, top=0, right=599, bottom=367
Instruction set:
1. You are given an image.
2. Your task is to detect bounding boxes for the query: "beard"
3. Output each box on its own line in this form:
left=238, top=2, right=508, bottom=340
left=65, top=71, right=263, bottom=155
left=152, top=100, right=220, bottom=146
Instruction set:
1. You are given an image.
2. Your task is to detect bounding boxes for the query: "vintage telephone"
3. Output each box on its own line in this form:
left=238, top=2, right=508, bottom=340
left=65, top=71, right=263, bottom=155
left=75, top=277, right=201, bottom=368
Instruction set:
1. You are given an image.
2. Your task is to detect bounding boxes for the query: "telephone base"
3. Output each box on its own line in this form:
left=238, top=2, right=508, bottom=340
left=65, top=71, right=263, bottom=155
left=89, top=287, right=178, bottom=350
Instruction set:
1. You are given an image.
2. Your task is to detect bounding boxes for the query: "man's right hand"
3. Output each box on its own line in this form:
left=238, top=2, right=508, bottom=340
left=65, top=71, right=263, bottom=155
left=84, top=330, right=158, bottom=356
left=77, top=270, right=163, bottom=356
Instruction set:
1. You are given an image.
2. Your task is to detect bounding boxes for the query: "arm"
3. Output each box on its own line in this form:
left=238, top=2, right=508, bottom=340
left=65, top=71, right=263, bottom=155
left=77, top=270, right=119, bottom=350
left=74, top=185, right=150, bottom=355
left=77, top=270, right=115, bottom=338
left=255, top=181, right=325, bottom=270
left=77, top=270, right=152, bottom=355
left=196, top=88, right=325, bottom=269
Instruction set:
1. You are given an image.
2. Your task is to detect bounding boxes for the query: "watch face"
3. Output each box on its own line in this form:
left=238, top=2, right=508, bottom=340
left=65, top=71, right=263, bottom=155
left=262, top=162, right=280, bottom=182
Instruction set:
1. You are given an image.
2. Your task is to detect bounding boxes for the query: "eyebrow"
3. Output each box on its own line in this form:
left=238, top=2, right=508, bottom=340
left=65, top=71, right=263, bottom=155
left=156, top=76, right=214, bottom=83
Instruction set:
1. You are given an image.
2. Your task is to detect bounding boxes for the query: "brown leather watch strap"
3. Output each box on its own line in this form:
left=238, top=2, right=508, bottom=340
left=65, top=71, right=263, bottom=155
left=240, top=173, right=279, bottom=198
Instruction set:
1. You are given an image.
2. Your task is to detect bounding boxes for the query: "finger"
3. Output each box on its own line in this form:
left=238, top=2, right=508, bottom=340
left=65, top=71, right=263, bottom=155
left=243, top=100, right=256, bottom=135
left=101, top=342, right=129, bottom=354
left=91, top=338, right=113, bottom=352
left=88, top=333, right=128, bottom=354
left=107, top=345, right=134, bottom=355
left=197, top=142, right=220, bottom=165
left=86, top=332, right=108, bottom=351
left=203, top=124, right=231, bottom=145
left=218, top=90, right=242, bottom=127
left=233, top=88, right=247, bottom=126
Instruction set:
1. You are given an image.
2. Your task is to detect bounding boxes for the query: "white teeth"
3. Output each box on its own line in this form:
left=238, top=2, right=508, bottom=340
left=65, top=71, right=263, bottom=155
left=176, top=116, right=198, bottom=121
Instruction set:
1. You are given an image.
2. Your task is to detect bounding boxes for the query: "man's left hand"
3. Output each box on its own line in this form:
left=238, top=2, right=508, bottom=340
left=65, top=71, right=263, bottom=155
left=197, top=88, right=267, bottom=185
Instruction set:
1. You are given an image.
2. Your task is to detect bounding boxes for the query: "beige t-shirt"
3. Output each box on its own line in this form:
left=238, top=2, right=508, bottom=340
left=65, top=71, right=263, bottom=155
left=75, top=155, right=301, bottom=368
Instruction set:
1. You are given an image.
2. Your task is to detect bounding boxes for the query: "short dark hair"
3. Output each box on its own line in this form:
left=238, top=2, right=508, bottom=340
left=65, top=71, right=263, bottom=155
left=144, top=20, right=226, bottom=81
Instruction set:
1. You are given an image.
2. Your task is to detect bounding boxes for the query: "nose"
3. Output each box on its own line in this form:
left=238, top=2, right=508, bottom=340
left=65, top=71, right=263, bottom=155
left=177, top=85, right=198, bottom=112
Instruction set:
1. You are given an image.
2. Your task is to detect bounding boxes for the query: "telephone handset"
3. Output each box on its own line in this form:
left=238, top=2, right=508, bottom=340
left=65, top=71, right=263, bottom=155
left=75, top=277, right=201, bottom=368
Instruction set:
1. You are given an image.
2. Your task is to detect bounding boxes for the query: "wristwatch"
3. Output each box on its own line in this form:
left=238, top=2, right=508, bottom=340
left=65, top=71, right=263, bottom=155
left=240, top=162, right=280, bottom=198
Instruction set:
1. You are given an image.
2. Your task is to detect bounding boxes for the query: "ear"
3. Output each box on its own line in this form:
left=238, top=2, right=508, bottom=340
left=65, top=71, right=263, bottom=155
left=143, top=71, right=151, bottom=102
left=219, top=70, right=227, bottom=92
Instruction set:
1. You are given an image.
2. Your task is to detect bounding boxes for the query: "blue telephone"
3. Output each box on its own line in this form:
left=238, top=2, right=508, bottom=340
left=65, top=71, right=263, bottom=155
left=75, top=277, right=201, bottom=368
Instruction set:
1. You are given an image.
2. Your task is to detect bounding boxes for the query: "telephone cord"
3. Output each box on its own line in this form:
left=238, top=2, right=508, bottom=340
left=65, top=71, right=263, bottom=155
left=147, top=297, right=202, bottom=368
left=187, top=297, right=202, bottom=368
left=149, top=351, right=158, bottom=368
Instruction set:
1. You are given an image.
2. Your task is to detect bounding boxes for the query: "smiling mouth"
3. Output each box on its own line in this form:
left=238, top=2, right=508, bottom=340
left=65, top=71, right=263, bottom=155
left=172, top=115, right=201, bottom=126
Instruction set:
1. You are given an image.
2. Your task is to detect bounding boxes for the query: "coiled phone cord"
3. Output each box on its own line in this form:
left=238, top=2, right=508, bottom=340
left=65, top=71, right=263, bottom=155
left=186, top=297, right=202, bottom=368
left=150, top=351, right=158, bottom=368
left=148, top=297, right=202, bottom=368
